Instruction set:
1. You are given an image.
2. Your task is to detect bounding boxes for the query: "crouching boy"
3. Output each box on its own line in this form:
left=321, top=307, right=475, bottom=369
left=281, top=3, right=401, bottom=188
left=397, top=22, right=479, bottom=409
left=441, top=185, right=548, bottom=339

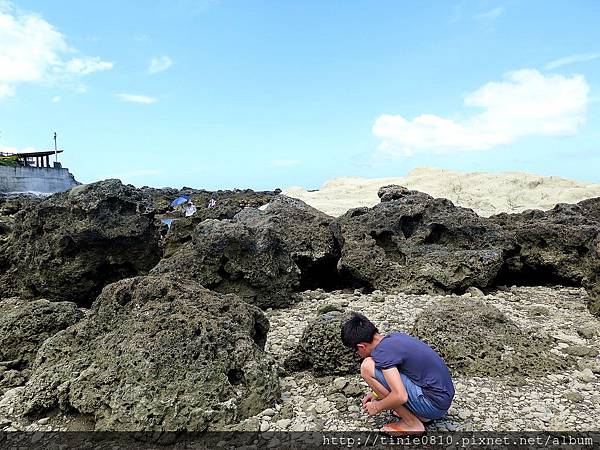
left=341, top=313, right=454, bottom=434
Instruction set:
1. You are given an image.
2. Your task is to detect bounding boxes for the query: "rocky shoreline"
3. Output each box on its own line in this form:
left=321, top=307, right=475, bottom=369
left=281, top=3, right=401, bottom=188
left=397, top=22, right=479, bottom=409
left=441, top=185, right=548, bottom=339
left=2, top=286, right=598, bottom=433
left=1, top=179, right=599, bottom=435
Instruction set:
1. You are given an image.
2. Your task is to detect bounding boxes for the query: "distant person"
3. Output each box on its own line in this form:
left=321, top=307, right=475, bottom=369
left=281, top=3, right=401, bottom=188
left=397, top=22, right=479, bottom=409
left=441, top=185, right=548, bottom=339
left=341, top=313, right=454, bottom=435
left=183, top=201, right=197, bottom=217
left=207, top=198, right=216, bottom=209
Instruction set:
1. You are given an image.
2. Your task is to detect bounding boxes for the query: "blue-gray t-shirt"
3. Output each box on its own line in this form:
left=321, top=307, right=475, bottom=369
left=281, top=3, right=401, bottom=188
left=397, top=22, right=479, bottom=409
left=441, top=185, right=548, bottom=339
left=371, top=332, right=455, bottom=410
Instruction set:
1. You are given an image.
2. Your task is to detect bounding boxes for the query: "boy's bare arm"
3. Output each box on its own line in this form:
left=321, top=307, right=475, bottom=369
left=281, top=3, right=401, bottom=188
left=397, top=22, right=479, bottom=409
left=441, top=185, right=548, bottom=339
left=366, top=367, right=408, bottom=414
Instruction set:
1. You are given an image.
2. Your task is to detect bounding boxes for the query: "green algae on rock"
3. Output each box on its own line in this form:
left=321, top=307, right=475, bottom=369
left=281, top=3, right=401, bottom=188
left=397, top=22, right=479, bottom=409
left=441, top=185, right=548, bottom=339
left=284, top=310, right=361, bottom=376
left=20, top=275, right=280, bottom=431
left=0, top=298, right=84, bottom=370
left=412, top=298, right=571, bottom=377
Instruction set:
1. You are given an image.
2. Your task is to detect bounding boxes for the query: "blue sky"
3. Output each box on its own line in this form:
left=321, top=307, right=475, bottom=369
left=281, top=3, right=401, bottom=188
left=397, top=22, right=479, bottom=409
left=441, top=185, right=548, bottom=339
left=1, top=0, right=599, bottom=189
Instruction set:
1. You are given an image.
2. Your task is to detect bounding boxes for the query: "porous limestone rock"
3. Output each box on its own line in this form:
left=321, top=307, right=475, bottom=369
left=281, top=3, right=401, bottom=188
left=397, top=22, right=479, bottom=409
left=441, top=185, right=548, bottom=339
left=490, top=198, right=600, bottom=317
left=334, top=186, right=511, bottom=295
left=153, top=196, right=342, bottom=309
left=0, top=298, right=84, bottom=369
left=0, top=180, right=161, bottom=306
left=20, top=275, right=280, bottom=431
left=284, top=309, right=361, bottom=376
left=412, top=298, right=570, bottom=377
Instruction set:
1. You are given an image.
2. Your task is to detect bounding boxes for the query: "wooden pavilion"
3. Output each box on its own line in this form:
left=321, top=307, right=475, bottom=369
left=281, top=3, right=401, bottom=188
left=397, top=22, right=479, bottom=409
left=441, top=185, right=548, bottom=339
left=0, top=150, right=63, bottom=168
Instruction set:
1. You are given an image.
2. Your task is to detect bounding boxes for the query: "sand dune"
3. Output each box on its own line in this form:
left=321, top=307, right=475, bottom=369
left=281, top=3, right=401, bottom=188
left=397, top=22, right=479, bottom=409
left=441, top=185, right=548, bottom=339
left=282, top=167, right=600, bottom=217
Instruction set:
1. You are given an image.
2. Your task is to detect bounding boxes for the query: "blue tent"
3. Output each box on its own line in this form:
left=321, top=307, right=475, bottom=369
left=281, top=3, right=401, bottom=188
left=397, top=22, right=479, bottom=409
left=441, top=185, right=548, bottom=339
left=170, top=195, right=190, bottom=207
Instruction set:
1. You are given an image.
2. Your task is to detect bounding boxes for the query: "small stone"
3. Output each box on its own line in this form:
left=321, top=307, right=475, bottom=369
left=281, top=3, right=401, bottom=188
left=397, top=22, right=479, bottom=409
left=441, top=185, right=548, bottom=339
left=278, top=403, right=294, bottom=419
left=576, top=325, right=597, bottom=339
left=529, top=306, right=549, bottom=316
left=466, top=287, right=484, bottom=297
left=289, top=422, right=306, bottom=432
left=261, top=408, right=276, bottom=416
left=333, top=377, right=347, bottom=391
left=577, top=368, right=596, bottom=383
left=341, top=381, right=363, bottom=397
left=564, top=346, right=595, bottom=357
left=315, top=400, right=332, bottom=414
left=577, top=359, right=600, bottom=374
left=458, top=410, right=471, bottom=420
left=564, top=392, right=584, bottom=403
left=275, top=419, right=291, bottom=429
left=37, top=418, right=49, bottom=425
left=260, top=421, right=270, bottom=432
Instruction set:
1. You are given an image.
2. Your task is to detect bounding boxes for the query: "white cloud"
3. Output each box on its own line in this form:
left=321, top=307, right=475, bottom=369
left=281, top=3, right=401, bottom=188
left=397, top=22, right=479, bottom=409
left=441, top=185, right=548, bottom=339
left=373, top=69, right=589, bottom=156
left=64, top=57, right=113, bottom=75
left=51, top=95, right=61, bottom=103
left=545, top=53, right=599, bottom=70
left=149, top=56, right=172, bottom=74
left=116, top=93, right=157, bottom=104
left=474, top=7, right=503, bottom=20
left=0, top=1, right=113, bottom=98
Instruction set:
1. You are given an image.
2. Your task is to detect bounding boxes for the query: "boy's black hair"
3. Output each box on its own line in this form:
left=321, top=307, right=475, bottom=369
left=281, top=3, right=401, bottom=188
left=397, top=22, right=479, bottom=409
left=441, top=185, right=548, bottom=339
left=340, top=313, right=379, bottom=348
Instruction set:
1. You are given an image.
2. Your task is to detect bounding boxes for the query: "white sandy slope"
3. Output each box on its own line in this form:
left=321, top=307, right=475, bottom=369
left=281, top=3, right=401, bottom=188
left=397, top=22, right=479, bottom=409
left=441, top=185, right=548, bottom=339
left=282, top=167, right=600, bottom=218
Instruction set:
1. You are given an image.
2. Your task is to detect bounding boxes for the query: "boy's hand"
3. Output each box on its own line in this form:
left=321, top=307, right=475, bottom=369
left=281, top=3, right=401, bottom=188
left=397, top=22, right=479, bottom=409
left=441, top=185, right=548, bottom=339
left=361, top=392, right=374, bottom=407
left=364, top=399, right=381, bottom=416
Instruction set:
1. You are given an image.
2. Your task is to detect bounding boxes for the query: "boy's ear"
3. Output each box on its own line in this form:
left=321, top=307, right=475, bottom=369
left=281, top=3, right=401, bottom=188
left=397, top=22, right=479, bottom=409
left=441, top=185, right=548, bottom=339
left=356, top=343, right=366, bottom=351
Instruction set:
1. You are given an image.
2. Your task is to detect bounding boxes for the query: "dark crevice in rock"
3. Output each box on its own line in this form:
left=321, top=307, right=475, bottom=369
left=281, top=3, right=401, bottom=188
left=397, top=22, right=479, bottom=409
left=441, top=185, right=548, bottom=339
left=494, top=260, right=582, bottom=288
left=399, top=214, right=423, bottom=238
left=423, top=223, right=449, bottom=244
left=369, top=230, right=407, bottom=264
left=297, top=235, right=372, bottom=293
left=227, top=369, right=245, bottom=386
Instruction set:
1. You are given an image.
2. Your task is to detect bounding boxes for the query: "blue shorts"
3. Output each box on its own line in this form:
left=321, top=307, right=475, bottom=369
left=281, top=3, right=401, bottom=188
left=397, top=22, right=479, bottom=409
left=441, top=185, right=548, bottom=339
left=375, top=367, right=448, bottom=420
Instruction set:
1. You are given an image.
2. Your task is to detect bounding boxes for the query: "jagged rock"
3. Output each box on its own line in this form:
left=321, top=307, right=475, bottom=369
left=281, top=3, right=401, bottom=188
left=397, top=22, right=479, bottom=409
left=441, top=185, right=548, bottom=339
left=150, top=187, right=280, bottom=257
left=0, top=180, right=161, bottom=306
left=0, top=194, right=43, bottom=221
left=284, top=310, right=361, bottom=376
left=159, top=216, right=197, bottom=259
left=20, top=275, right=280, bottom=431
left=489, top=198, right=600, bottom=317
left=143, top=186, right=279, bottom=217
left=0, top=298, right=84, bottom=370
left=0, top=194, right=42, bottom=258
left=334, top=187, right=511, bottom=294
left=153, top=196, right=342, bottom=308
left=377, top=185, right=411, bottom=202
left=412, top=298, right=570, bottom=377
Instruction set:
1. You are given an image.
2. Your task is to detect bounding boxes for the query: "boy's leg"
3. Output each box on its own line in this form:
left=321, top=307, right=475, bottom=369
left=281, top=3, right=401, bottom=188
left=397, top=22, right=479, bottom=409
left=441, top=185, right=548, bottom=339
left=360, top=358, right=424, bottom=432
left=360, top=357, right=390, bottom=398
